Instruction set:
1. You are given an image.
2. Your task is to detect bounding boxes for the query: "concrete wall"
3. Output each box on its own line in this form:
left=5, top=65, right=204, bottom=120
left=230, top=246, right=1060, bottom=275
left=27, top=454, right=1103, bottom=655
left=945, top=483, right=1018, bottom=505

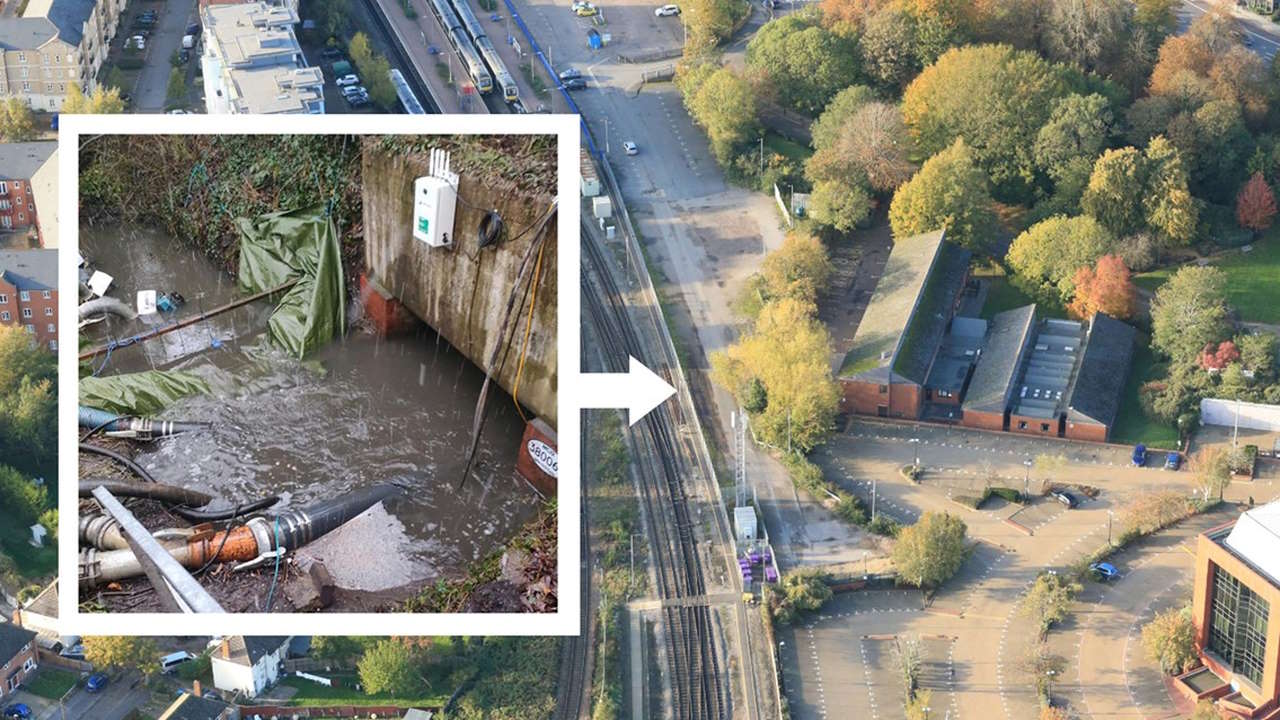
left=362, top=144, right=558, bottom=426
left=1202, top=398, right=1280, bottom=434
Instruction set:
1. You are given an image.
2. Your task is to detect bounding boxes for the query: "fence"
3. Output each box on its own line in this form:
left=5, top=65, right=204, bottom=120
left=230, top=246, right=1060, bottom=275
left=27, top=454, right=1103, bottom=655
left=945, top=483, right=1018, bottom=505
left=1201, top=398, right=1280, bottom=433
left=237, top=704, right=439, bottom=718
left=36, top=648, right=91, bottom=673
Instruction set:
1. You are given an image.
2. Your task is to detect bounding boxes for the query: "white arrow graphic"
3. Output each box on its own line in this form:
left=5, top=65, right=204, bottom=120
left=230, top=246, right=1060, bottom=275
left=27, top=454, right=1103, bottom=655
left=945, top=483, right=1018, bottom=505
left=580, top=355, right=676, bottom=426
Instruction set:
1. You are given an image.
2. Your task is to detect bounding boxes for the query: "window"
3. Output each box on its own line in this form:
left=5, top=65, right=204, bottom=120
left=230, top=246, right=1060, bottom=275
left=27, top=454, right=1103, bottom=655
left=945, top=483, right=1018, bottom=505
left=46, top=323, right=54, bottom=333
left=21, top=308, right=31, bottom=318
left=18, top=291, right=28, bottom=301
left=20, top=82, right=29, bottom=92
left=1208, top=565, right=1270, bottom=687
left=1040, top=423, right=1050, bottom=432
left=41, top=290, right=50, bottom=299
left=0, top=294, right=8, bottom=304
left=48, top=340, right=56, bottom=351
left=16, top=52, right=25, bottom=63
left=0, top=201, right=11, bottom=210
left=1017, top=421, right=1028, bottom=430
left=17, top=213, right=23, bottom=222
left=878, top=385, right=888, bottom=394
left=0, top=181, right=8, bottom=194
left=21, top=657, right=33, bottom=672
left=0, top=312, right=9, bottom=321
left=19, top=68, right=28, bottom=79
left=43, top=307, right=51, bottom=316
left=23, top=325, right=32, bottom=334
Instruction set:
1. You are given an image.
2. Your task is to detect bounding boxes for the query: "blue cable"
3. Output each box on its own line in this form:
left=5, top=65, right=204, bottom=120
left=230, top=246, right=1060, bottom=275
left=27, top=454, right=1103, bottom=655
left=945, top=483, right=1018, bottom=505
left=265, top=515, right=282, bottom=611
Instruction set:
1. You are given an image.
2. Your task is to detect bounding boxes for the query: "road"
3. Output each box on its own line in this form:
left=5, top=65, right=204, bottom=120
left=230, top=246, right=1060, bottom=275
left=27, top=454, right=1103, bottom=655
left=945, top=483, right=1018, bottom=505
left=33, top=671, right=149, bottom=720
left=131, top=0, right=198, bottom=112
left=1178, top=0, right=1280, bottom=59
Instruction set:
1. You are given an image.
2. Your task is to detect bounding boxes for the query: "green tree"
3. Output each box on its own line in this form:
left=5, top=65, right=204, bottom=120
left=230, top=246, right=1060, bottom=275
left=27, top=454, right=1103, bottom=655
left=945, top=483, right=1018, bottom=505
left=901, top=44, right=1074, bottom=201
left=62, top=84, right=125, bottom=113
left=711, top=298, right=839, bottom=452
left=1149, top=265, right=1230, bottom=364
left=678, top=62, right=759, bottom=166
left=1019, top=572, right=1081, bottom=635
left=165, top=68, right=186, bottom=107
left=347, top=33, right=395, bottom=109
left=746, top=12, right=860, bottom=116
left=888, top=139, right=996, bottom=253
left=747, top=232, right=834, bottom=312
left=358, top=639, right=419, bottom=696
left=1135, top=0, right=1178, bottom=38
left=312, top=636, right=374, bottom=664
left=809, top=179, right=874, bottom=232
left=0, top=326, right=56, bottom=477
left=810, top=84, right=876, bottom=151
left=1141, top=606, right=1197, bottom=674
left=84, top=637, right=159, bottom=676
left=311, top=0, right=349, bottom=39
left=771, top=569, right=833, bottom=623
left=1033, top=93, right=1114, bottom=214
left=1081, top=137, right=1197, bottom=246
left=807, top=101, right=915, bottom=194
left=685, top=0, right=749, bottom=50
left=890, top=512, right=968, bottom=589
left=1006, top=214, right=1114, bottom=304
left=0, top=466, right=46, bottom=525
left=859, top=5, right=921, bottom=92
left=1191, top=446, right=1231, bottom=502
left=0, top=99, right=36, bottom=142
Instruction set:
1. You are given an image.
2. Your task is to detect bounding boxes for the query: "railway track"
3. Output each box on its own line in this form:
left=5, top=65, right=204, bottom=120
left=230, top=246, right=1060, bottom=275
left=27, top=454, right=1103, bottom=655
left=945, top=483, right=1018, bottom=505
left=553, top=405, right=593, bottom=720
left=359, top=0, right=441, bottom=112
left=580, top=222, right=726, bottom=720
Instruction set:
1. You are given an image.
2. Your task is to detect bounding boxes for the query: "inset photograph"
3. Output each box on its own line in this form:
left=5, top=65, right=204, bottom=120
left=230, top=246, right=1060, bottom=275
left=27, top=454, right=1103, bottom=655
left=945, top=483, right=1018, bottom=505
left=64, top=120, right=569, bottom=627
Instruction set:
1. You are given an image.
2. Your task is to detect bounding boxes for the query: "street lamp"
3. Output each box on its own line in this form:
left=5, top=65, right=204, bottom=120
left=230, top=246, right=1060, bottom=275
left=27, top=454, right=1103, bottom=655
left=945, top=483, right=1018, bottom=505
left=1046, top=669, right=1057, bottom=704
left=1023, top=457, right=1034, bottom=497
left=1107, top=510, right=1114, bottom=546
left=909, top=437, right=921, bottom=469
left=923, top=706, right=931, bottom=720
left=863, top=550, right=869, bottom=577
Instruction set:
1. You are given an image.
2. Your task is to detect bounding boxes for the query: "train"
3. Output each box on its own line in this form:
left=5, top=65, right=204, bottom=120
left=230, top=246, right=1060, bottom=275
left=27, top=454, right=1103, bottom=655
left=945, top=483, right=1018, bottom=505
left=426, top=0, right=493, bottom=94
left=448, top=0, right=519, bottom=103
left=389, top=68, right=426, bottom=113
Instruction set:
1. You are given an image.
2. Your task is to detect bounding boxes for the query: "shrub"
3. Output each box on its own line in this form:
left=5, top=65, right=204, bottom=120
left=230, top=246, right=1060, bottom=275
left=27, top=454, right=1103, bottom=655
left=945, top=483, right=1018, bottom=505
left=1142, top=606, right=1198, bottom=675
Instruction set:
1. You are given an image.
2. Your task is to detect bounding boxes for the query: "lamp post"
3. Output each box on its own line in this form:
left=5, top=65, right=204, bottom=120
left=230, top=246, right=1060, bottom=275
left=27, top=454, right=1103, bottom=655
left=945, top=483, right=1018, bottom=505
left=1023, top=457, right=1033, bottom=497
left=1107, top=510, right=1114, bottom=546
left=909, top=437, right=921, bottom=470
left=1046, top=669, right=1057, bottom=704
left=863, top=550, right=869, bottom=577
left=871, top=475, right=877, bottom=521
left=923, top=706, right=931, bottom=720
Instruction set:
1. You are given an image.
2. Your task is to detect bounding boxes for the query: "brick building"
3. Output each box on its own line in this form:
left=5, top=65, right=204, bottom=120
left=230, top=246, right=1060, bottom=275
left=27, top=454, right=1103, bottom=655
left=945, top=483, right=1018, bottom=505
left=0, top=0, right=126, bottom=110
left=0, top=141, right=57, bottom=244
left=1181, top=502, right=1280, bottom=717
left=0, top=621, right=38, bottom=700
left=0, top=249, right=58, bottom=350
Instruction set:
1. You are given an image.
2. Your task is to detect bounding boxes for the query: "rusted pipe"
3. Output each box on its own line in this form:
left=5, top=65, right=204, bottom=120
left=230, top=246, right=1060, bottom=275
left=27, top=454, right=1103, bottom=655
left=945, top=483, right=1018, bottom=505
left=80, top=479, right=213, bottom=507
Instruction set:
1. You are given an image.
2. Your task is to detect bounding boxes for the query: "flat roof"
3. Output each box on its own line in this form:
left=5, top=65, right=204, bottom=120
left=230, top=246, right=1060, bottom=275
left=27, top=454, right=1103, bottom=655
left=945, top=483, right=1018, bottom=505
left=923, top=319, right=985, bottom=395
left=203, top=2, right=301, bottom=67
left=1219, top=501, right=1280, bottom=588
left=1011, top=318, right=1083, bottom=419
left=228, top=65, right=323, bottom=114
left=0, top=249, right=57, bottom=290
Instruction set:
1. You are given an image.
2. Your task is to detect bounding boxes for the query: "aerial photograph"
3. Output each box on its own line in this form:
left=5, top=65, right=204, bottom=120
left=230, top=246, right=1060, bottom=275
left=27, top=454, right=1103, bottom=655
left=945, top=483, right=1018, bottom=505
left=2, top=0, right=1280, bottom=714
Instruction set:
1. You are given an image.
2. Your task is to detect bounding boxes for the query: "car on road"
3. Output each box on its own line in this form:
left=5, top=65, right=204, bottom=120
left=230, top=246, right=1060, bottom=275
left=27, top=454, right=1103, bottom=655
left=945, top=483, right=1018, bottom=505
left=166, top=109, right=188, bottom=114
left=655, top=4, right=680, bottom=15
left=126, top=36, right=145, bottom=50
left=335, top=74, right=360, bottom=86
left=320, top=47, right=343, bottom=61
left=86, top=673, right=109, bottom=693
left=1051, top=490, right=1077, bottom=508
left=160, top=651, right=197, bottom=674
left=1132, top=443, right=1146, bottom=466
left=186, top=23, right=201, bottom=36
left=178, top=48, right=190, bottom=64
left=1089, top=562, right=1119, bottom=580
left=558, top=67, right=581, bottom=81
left=563, top=77, right=587, bottom=90
left=1164, top=452, right=1181, bottom=471
left=3, top=704, right=31, bottom=720
left=623, top=141, right=638, bottom=155
left=573, top=3, right=598, bottom=16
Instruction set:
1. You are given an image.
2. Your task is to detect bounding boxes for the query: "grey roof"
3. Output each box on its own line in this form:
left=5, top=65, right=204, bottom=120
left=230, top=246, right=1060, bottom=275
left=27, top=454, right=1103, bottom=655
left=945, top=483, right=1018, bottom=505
left=40, top=0, right=94, bottom=46
left=892, top=243, right=972, bottom=384
left=0, top=18, right=58, bottom=51
left=1011, top=318, right=1084, bottom=419
left=963, top=304, right=1037, bottom=414
left=160, top=692, right=233, bottom=720
left=1065, top=312, right=1136, bottom=428
left=222, top=635, right=289, bottom=666
left=0, top=621, right=37, bottom=662
left=0, top=141, right=57, bottom=182
left=840, top=229, right=948, bottom=379
left=0, top=249, right=57, bottom=290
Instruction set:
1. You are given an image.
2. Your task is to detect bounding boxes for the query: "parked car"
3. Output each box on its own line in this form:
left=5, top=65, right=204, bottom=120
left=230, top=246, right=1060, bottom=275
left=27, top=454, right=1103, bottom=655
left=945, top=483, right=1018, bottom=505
left=166, top=109, right=188, bottom=115
left=3, top=705, right=31, bottom=720
left=126, top=36, right=145, bottom=50
left=1089, top=562, right=1119, bottom=580
left=1164, top=452, right=1181, bottom=471
left=335, top=74, right=360, bottom=86
left=1131, top=443, right=1146, bottom=467
left=186, top=23, right=201, bottom=36
left=558, top=67, right=581, bottom=81
left=341, top=83, right=366, bottom=96
left=1051, top=490, right=1077, bottom=508
left=655, top=4, right=680, bottom=15
left=178, top=48, right=190, bottom=64
left=320, top=47, right=343, bottom=61
left=86, top=674, right=109, bottom=693
left=623, top=141, right=638, bottom=155
left=347, top=93, right=370, bottom=107
left=563, top=77, right=587, bottom=90
left=182, top=34, right=196, bottom=49
left=573, top=3, right=598, bottom=16
left=160, top=651, right=196, bottom=674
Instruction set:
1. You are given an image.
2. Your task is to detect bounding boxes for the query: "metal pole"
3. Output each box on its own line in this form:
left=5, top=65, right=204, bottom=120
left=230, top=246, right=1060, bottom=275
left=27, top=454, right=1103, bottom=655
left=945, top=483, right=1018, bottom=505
left=871, top=476, right=877, bottom=521
left=1107, top=510, right=1113, bottom=546
left=1234, top=397, right=1241, bottom=448
left=758, top=136, right=764, bottom=175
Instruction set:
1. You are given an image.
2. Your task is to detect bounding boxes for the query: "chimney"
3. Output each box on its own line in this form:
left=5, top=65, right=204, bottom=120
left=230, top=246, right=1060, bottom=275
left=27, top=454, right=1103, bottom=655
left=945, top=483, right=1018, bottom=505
left=193, top=680, right=202, bottom=697
left=221, top=639, right=231, bottom=659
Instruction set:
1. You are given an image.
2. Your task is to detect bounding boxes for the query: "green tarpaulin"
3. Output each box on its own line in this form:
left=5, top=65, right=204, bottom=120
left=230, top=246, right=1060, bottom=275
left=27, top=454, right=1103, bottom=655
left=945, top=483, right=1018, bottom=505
left=237, top=206, right=346, bottom=358
left=80, top=370, right=211, bottom=416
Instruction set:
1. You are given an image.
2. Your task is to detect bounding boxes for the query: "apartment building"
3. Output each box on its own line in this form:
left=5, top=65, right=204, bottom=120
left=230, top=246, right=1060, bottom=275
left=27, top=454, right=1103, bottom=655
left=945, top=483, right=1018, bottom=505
left=0, top=0, right=126, bottom=109
left=200, top=2, right=323, bottom=115
left=0, top=141, right=57, bottom=246
left=0, top=249, right=57, bottom=350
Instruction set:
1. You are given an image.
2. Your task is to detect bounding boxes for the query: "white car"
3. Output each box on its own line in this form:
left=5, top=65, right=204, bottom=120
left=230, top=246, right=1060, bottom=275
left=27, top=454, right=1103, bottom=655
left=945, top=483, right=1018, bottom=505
left=166, top=109, right=188, bottom=114
left=623, top=141, right=638, bottom=156
left=127, top=35, right=146, bottom=50
left=335, top=74, right=360, bottom=87
left=655, top=4, right=680, bottom=16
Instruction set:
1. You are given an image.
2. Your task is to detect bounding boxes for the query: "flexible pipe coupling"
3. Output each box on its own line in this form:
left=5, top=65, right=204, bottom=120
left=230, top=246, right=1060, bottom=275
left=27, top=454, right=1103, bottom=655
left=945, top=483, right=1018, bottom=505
left=79, top=514, right=128, bottom=551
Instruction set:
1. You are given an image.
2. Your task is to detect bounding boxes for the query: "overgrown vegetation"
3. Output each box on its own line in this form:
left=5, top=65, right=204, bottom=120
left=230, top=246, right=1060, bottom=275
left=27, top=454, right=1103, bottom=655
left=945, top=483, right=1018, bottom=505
left=769, top=568, right=833, bottom=624
left=0, top=326, right=56, bottom=588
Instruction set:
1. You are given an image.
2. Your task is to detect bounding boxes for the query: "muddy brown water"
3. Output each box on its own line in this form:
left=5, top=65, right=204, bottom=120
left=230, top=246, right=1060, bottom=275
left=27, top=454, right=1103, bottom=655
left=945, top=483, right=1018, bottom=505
left=80, top=226, right=538, bottom=593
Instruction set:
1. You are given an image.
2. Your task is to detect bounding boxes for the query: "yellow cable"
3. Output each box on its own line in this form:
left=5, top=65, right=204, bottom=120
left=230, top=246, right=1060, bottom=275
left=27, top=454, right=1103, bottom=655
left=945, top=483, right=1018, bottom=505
left=512, top=240, right=546, bottom=422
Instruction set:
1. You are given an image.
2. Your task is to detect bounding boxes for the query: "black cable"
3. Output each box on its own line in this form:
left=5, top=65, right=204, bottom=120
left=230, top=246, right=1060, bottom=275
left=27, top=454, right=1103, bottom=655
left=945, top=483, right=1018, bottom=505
left=80, top=417, right=117, bottom=443
left=477, top=210, right=503, bottom=248
left=170, top=494, right=279, bottom=522
left=191, top=504, right=242, bottom=577
left=79, top=442, right=157, bottom=485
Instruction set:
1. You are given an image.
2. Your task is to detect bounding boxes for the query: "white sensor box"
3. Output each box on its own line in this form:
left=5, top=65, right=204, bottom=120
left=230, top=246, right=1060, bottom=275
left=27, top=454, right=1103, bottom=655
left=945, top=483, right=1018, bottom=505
left=413, top=149, right=459, bottom=248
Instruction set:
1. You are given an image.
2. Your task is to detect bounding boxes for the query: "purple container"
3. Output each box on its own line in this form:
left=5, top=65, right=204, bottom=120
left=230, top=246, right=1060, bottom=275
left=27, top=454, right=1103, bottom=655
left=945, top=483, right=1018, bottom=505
left=763, top=550, right=773, bottom=564
left=749, top=551, right=762, bottom=565
left=764, top=567, right=778, bottom=582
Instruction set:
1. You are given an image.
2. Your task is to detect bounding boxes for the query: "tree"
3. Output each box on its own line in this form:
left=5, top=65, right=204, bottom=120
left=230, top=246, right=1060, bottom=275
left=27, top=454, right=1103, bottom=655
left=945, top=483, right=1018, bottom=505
left=1149, top=265, right=1230, bottom=364
left=347, top=33, right=395, bottom=109
left=818, top=0, right=886, bottom=32
left=807, top=101, right=915, bottom=194
left=165, top=68, right=186, bottom=107
left=1033, top=93, right=1115, bottom=213
left=1141, top=606, right=1197, bottom=674
left=859, top=5, right=922, bottom=92
left=1020, top=572, right=1081, bottom=635
left=311, top=0, right=349, bottom=39
left=1067, top=254, right=1136, bottom=320
left=1237, top=172, right=1277, bottom=234
left=1198, top=340, right=1240, bottom=371
left=1041, top=706, right=1070, bottom=720
left=810, top=85, right=876, bottom=150
left=904, top=688, right=933, bottom=720
left=901, top=44, right=1074, bottom=201
left=711, top=298, right=839, bottom=451
left=809, top=179, right=874, bottom=232
left=896, top=637, right=922, bottom=703
left=746, top=13, right=860, bottom=116
left=0, top=99, right=36, bottom=142
left=1022, top=642, right=1068, bottom=702
left=685, top=0, right=749, bottom=50
left=0, top=325, right=57, bottom=478
left=1041, top=0, right=1133, bottom=78
left=889, top=139, right=996, bottom=253
left=1135, top=0, right=1178, bottom=37
left=1191, top=446, right=1231, bottom=502
left=1121, top=490, right=1195, bottom=536
left=890, top=512, right=968, bottom=589
left=678, top=63, right=759, bottom=166
left=1006, top=215, right=1114, bottom=305
left=1237, top=332, right=1278, bottom=382
left=62, top=84, right=124, bottom=114
left=358, top=639, right=419, bottom=696
left=759, top=233, right=834, bottom=308
left=1081, top=138, right=1197, bottom=246
left=0, top=466, right=46, bottom=525
left=772, top=569, right=833, bottom=623
left=312, top=636, right=374, bottom=664
left=84, top=636, right=159, bottom=676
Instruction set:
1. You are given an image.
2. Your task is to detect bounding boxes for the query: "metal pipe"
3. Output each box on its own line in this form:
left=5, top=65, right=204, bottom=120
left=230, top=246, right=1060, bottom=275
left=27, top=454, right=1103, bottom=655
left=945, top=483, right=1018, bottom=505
left=79, top=513, right=127, bottom=551
left=79, top=485, right=401, bottom=588
left=79, top=406, right=210, bottom=440
left=78, top=296, right=137, bottom=321
left=79, top=278, right=298, bottom=361
left=87, top=486, right=224, bottom=612
left=79, top=479, right=213, bottom=507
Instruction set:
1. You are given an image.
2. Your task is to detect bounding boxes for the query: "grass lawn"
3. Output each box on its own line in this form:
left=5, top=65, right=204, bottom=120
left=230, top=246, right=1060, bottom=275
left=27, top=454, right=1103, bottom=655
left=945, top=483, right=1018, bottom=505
left=0, top=509, right=55, bottom=580
left=1134, top=228, right=1280, bottom=323
left=971, top=266, right=1063, bottom=320
left=23, top=669, right=78, bottom=699
left=1109, top=337, right=1180, bottom=449
left=764, top=132, right=812, bottom=164
left=281, top=676, right=449, bottom=708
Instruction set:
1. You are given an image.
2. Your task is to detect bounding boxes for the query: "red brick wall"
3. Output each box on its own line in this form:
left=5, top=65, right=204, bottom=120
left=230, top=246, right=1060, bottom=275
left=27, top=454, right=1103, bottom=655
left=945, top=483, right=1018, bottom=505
left=1009, top=414, right=1057, bottom=437
left=516, top=418, right=556, bottom=496
left=840, top=379, right=922, bottom=419
left=890, top=384, right=921, bottom=419
left=0, top=278, right=56, bottom=350
left=0, top=178, right=36, bottom=233
left=359, top=274, right=418, bottom=337
left=0, top=640, right=37, bottom=700
left=962, top=409, right=1005, bottom=432
left=1064, top=421, right=1107, bottom=443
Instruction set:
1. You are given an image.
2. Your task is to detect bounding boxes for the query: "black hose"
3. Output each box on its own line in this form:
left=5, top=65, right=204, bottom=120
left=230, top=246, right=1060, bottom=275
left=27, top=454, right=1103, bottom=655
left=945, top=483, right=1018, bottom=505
left=170, top=495, right=279, bottom=522
left=80, top=418, right=117, bottom=443
left=79, top=442, right=157, bottom=484
left=78, top=478, right=213, bottom=507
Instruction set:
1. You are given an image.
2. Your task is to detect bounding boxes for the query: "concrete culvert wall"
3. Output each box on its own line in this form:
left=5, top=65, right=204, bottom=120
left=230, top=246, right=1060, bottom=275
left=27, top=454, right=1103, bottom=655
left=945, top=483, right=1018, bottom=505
left=361, top=139, right=559, bottom=426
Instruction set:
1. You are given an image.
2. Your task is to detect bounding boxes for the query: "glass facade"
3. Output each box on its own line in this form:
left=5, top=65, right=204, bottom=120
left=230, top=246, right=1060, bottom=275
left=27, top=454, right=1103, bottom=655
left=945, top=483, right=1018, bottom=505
left=1208, top=564, right=1270, bottom=687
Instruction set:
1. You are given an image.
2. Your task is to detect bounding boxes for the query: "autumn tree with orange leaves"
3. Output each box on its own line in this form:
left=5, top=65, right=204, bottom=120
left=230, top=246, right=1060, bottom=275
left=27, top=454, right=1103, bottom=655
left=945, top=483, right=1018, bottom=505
left=1236, top=172, right=1277, bottom=235
left=1067, top=254, right=1136, bottom=320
